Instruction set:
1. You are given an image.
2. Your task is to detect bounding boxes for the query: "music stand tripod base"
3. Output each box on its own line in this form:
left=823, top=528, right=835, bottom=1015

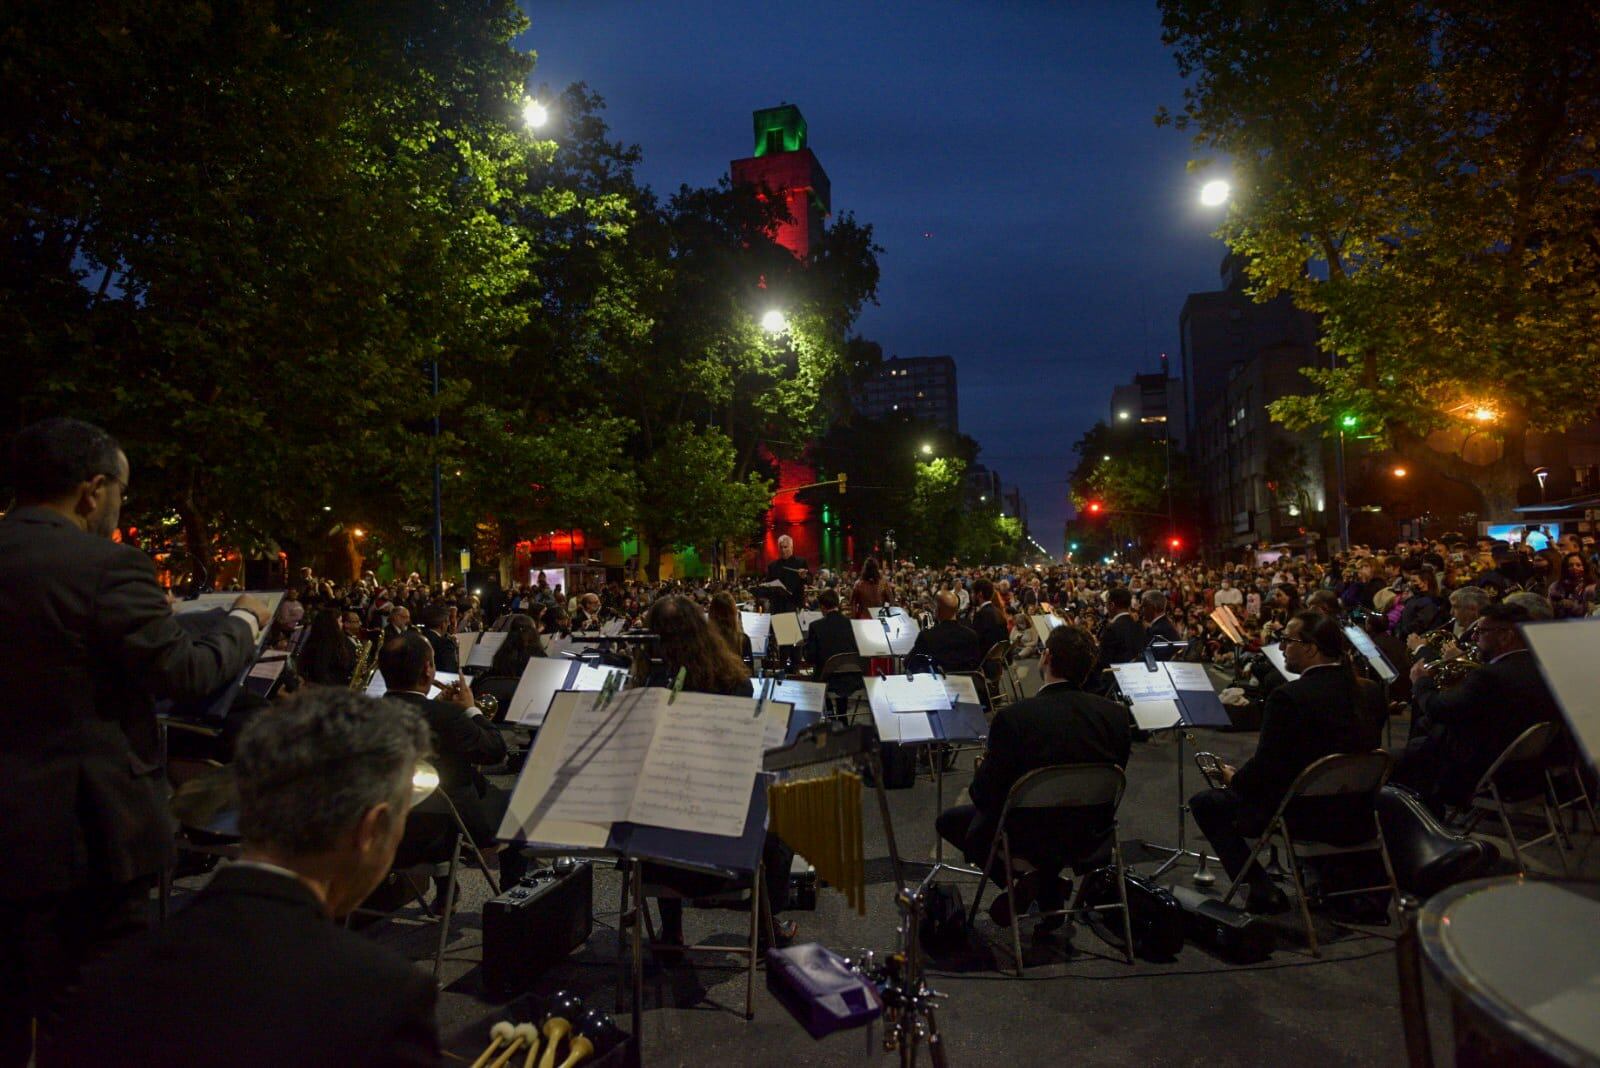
left=1134, top=725, right=1220, bottom=885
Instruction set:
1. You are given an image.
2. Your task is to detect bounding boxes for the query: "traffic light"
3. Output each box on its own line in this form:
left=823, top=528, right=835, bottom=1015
left=1339, top=413, right=1359, bottom=430
left=837, top=472, right=846, bottom=495
left=1168, top=536, right=1182, bottom=550
left=1069, top=542, right=1079, bottom=552
left=1085, top=501, right=1103, bottom=516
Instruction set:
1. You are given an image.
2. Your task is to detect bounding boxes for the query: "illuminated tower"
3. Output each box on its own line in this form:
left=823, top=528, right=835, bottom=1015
left=730, top=104, right=831, bottom=259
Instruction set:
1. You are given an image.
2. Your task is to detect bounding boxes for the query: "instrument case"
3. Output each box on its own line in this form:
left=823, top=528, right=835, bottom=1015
left=482, top=861, right=594, bottom=996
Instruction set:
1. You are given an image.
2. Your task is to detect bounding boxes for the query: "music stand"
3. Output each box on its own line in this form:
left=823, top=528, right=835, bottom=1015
left=1108, top=660, right=1229, bottom=883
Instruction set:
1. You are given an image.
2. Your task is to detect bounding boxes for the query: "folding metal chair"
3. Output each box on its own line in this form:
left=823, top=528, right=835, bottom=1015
left=980, top=642, right=1017, bottom=711
left=1455, top=721, right=1569, bottom=875
left=817, top=652, right=867, bottom=721
left=1219, top=751, right=1400, bottom=957
left=351, top=787, right=501, bottom=980
left=965, top=764, right=1135, bottom=975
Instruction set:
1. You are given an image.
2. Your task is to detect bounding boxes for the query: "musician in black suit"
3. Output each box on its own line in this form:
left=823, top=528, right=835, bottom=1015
left=42, top=688, right=440, bottom=1067
left=937, top=624, right=1131, bottom=929
left=1141, top=589, right=1181, bottom=657
left=377, top=634, right=524, bottom=885
left=804, top=589, right=861, bottom=717
left=909, top=591, right=981, bottom=673
left=382, top=604, right=413, bottom=646
left=970, top=578, right=1009, bottom=665
left=0, top=419, right=272, bottom=1066
left=764, top=534, right=808, bottom=612
left=1095, top=587, right=1146, bottom=670
left=417, top=604, right=458, bottom=673
left=1393, top=602, right=1562, bottom=813
left=1190, top=611, right=1373, bottom=913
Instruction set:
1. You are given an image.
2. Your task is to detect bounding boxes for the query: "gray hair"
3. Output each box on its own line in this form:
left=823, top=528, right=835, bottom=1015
left=1504, top=591, right=1554, bottom=621
left=234, top=689, right=431, bottom=856
left=1449, top=586, right=1490, bottom=611
left=1140, top=589, right=1168, bottom=613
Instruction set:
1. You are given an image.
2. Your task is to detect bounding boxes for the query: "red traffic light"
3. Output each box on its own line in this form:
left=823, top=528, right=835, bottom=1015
left=1086, top=501, right=1103, bottom=515
left=1168, top=537, right=1182, bottom=550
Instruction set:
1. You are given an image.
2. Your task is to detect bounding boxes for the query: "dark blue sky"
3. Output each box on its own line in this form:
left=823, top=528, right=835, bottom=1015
left=517, top=1, right=1228, bottom=551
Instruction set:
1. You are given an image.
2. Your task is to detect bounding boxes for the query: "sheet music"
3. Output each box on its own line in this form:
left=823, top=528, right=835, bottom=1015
left=771, top=613, right=803, bottom=648
left=497, top=692, right=611, bottom=848
left=633, top=690, right=767, bottom=837
left=760, top=699, right=797, bottom=751
left=941, top=675, right=981, bottom=706
left=1525, top=620, right=1600, bottom=769
left=466, top=631, right=508, bottom=668
left=368, top=671, right=453, bottom=700
left=602, top=618, right=627, bottom=637
left=1111, top=663, right=1178, bottom=702
left=543, top=634, right=577, bottom=659
left=798, top=611, right=823, bottom=633
left=172, top=591, right=286, bottom=620
left=1030, top=613, right=1065, bottom=641
left=454, top=631, right=480, bottom=667
left=1129, top=699, right=1184, bottom=730
left=1262, top=643, right=1301, bottom=681
left=1165, top=661, right=1215, bottom=692
left=1211, top=606, right=1245, bottom=645
left=850, top=617, right=919, bottom=657
left=539, top=688, right=663, bottom=827
left=247, top=657, right=286, bottom=682
left=504, top=659, right=625, bottom=726
left=1342, top=625, right=1398, bottom=683
left=769, top=679, right=827, bottom=714
left=740, top=611, right=772, bottom=657
left=896, top=712, right=937, bottom=744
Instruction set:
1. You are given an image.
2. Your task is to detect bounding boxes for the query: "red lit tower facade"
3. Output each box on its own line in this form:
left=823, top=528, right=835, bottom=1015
left=730, top=105, right=843, bottom=571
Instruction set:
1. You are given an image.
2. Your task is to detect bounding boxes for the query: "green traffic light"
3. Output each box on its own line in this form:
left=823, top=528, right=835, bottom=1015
left=1069, top=542, right=1079, bottom=551
left=1339, top=413, right=1359, bottom=429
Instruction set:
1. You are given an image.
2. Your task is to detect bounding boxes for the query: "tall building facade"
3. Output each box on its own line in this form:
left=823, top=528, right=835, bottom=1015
left=1109, top=372, right=1187, bottom=451
left=855, top=355, right=959, bottom=432
left=1181, top=253, right=1333, bottom=555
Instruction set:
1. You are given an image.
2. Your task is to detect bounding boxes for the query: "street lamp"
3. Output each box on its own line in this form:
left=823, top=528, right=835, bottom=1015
left=1392, top=466, right=1408, bottom=478
left=920, top=443, right=934, bottom=455
left=1117, top=410, right=1130, bottom=421
left=1199, top=178, right=1231, bottom=207
left=522, top=99, right=549, bottom=129
left=760, top=309, right=788, bottom=335
left=1101, top=454, right=1110, bottom=462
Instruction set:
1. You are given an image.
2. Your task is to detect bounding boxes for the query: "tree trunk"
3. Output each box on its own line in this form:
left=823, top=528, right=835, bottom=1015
left=1393, top=426, right=1529, bottom=521
left=645, top=539, right=663, bottom=583
left=178, top=499, right=213, bottom=592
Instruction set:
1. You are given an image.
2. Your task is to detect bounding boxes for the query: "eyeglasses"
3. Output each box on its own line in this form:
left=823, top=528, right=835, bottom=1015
left=1279, top=636, right=1316, bottom=647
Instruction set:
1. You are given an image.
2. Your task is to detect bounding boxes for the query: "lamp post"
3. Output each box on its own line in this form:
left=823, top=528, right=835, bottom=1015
left=883, top=529, right=896, bottom=567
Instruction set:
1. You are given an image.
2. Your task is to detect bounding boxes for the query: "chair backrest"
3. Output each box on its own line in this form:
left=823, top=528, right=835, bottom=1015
left=1286, top=750, right=1392, bottom=802
left=1475, top=720, right=1560, bottom=794
left=1001, top=763, right=1125, bottom=819
left=819, top=652, right=865, bottom=681
left=982, top=641, right=1010, bottom=666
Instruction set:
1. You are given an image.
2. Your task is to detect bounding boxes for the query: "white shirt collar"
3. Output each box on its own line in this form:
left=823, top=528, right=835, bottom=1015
left=1490, top=648, right=1529, bottom=665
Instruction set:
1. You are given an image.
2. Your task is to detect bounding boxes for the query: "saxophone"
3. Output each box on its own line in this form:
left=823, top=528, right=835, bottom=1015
left=348, top=638, right=377, bottom=690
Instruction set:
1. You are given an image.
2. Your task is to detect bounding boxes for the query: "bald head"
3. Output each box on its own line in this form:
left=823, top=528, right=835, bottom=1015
left=935, top=591, right=959, bottom=620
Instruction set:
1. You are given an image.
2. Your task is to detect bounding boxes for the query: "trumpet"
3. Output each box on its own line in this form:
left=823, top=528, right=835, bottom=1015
left=1423, top=654, right=1484, bottom=686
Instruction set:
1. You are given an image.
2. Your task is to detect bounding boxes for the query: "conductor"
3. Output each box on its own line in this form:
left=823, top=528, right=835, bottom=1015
left=764, top=534, right=809, bottom=613
left=0, top=419, right=271, bottom=1065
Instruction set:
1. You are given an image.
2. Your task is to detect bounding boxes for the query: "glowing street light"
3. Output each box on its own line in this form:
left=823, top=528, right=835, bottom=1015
left=1101, top=454, right=1111, bottom=462
left=920, top=443, right=934, bottom=455
left=1470, top=406, right=1497, bottom=423
left=760, top=309, right=788, bottom=335
left=1199, top=179, right=1231, bottom=207
left=522, top=99, right=549, bottom=129
left=1117, top=410, right=1131, bottom=421
left=1392, top=466, right=1408, bottom=478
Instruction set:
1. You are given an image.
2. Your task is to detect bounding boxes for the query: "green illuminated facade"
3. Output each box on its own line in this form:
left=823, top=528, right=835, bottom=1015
left=752, top=104, right=808, bottom=157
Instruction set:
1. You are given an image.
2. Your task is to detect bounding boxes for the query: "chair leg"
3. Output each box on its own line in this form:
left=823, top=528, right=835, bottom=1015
left=965, top=831, right=1003, bottom=928
left=1542, top=799, right=1571, bottom=876
left=745, top=867, right=761, bottom=1021
left=1113, top=839, right=1135, bottom=965
left=1000, top=833, right=1024, bottom=976
left=615, top=862, right=630, bottom=1014
left=1279, top=828, right=1318, bottom=958
left=1374, top=817, right=1403, bottom=926
left=1492, top=785, right=1527, bottom=874
left=1219, top=823, right=1277, bottom=909
left=433, top=835, right=462, bottom=982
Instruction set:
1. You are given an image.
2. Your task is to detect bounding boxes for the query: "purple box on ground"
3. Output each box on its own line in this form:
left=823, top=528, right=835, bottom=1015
left=765, top=943, right=883, bottom=1039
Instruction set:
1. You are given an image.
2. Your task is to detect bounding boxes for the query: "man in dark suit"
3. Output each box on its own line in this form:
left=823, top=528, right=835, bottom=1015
left=1096, top=588, right=1146, bottom=667
left=764, top=535, right=809, bottom=613
left=1145, top=588, right=1184, bottom=645
left=1190, top=611, right=1373, bottom=913
left=970, top=578, right=1009, bottom=664
left=43, top=688, right=440, bottom=1067
left=937, top=624, right=1131, bottom=929
left=382, top=604, right=413, bottom=646
left=377, top=633, right=522, bottom=886
left=0, top=419, right=271, bottom=1066
left=417, top=604, right=459, bottom=673
left=1393, top=602, right=1561, bottom=813
left=909, top=591, right=981, bottom=673
left=805, top=590, right=862, bottom=718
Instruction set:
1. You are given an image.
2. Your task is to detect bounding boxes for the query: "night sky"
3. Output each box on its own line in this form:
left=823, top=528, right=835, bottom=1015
left=518, top=1, right=1228, bottom=551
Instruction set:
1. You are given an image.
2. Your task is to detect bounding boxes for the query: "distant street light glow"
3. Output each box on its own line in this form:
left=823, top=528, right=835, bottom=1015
left=1471, top=406, right=1496, bottom=422
left=1199, top=179, right=1231, bottom=207
left=522, top=99, right=549, bottom=128
left=1392, top=466, right=1408, bottom=478
left=920, top=443, right=933, bottom=455
left=760, top=309, right=788, bottom=334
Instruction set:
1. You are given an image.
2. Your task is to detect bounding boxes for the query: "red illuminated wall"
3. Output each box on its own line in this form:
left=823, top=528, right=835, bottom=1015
left=761, top=451, right=822, bottom=568
left=730, top=149, right=830, bottom=261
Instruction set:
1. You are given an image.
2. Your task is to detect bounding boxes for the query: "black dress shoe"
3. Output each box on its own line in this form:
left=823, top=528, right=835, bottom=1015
left=759, top=918, right=799, bottom=952
left=988, top=872, right=1040, bottom=928
left=1245, top=882, right=1290, bottom=916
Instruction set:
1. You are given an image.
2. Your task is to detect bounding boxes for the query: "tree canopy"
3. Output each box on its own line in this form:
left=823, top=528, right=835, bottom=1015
left=1159, top=0, right=1600, bottom=510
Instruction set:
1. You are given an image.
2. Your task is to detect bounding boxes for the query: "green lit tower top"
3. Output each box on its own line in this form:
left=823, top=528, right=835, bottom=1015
left=752, top=104, right=807, bottom=157
left=731, top=103, right=831, bottom=260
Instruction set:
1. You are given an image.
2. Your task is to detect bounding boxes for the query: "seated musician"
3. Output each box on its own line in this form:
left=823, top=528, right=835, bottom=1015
left=970, top=578, right=1010, bottom=669
left=908, top=591, right=981, bottom=673
left=418, top=604, right=459, bottom=673
left=804, top=588, right=861, bottom=715
left=1141, top=589, right=1181, bottom=656
left=378, top=634, right=528, bottom=888
left=708, top=590, right=753, bottom=660
left=572, top=592, right=609, bottom=631
left=296, top=607, right=359, bottom=686
left=474, top=613, right=543, bottom=719
left=936, top=624, right=1131, bottom=931
left=635, top=597, right=796, bottom=954
left=43, top=690, right=440, bottom=1066
left=1189, top=611, right=1372, bottom=914
left=1392, top=602, right=1561, bottom=814
left=1405, top=585, right=1487, bottom=665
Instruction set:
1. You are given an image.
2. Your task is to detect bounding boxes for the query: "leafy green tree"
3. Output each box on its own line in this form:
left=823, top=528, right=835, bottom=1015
left=635, top=425, right=772, bottom=580
left=905, top=457, right=967, bottom=563
left=1159, top=0, right=1600, bottom=516
left=1, top=0, right=543, bottom=579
